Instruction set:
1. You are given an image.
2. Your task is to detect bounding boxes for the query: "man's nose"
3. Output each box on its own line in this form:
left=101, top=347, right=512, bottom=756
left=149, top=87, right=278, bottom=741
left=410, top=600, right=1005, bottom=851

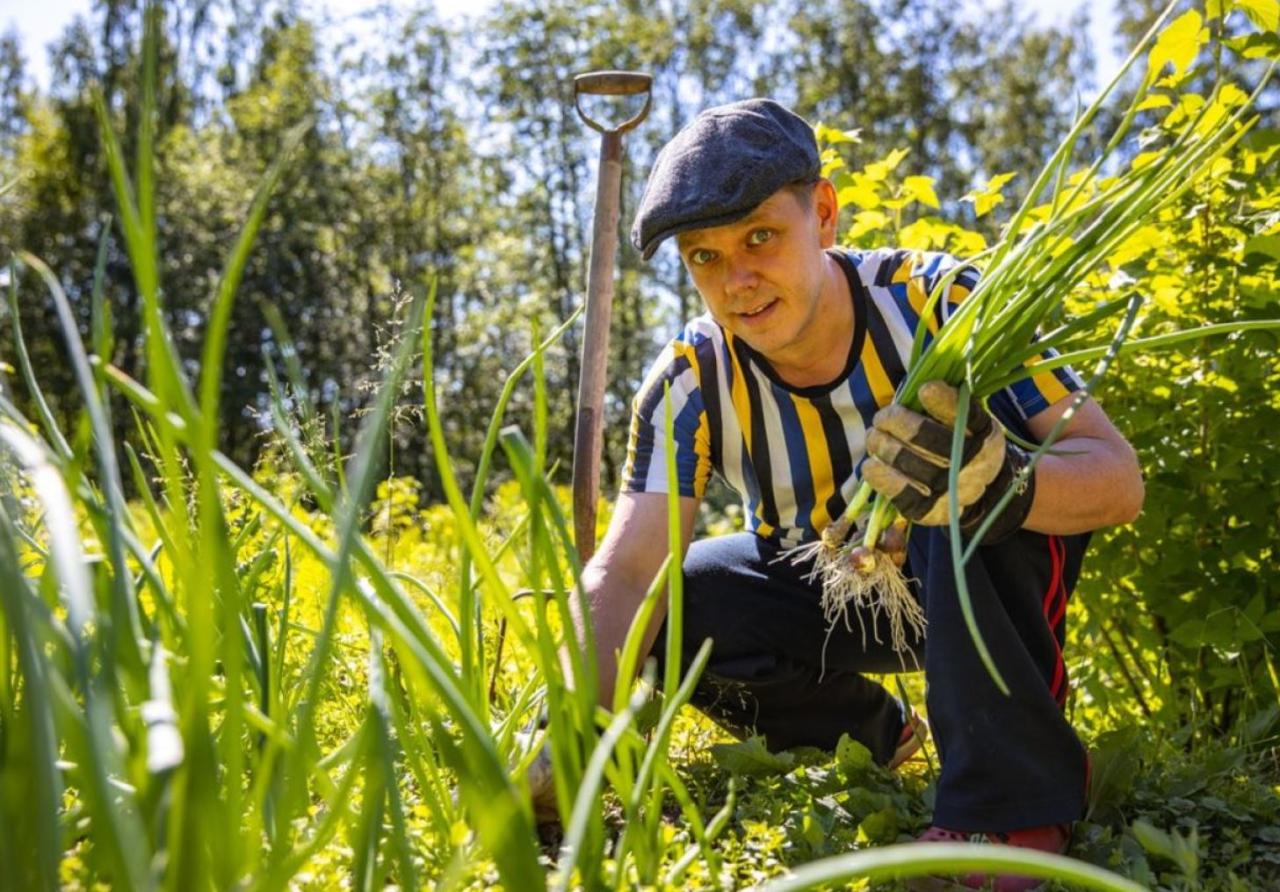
left=724, top=258, right=760, bottom=300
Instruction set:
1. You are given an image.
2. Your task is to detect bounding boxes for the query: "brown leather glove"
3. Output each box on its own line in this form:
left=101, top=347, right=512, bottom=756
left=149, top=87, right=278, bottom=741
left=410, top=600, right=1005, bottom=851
left=862, top=381, right=1035, bottom=544
left=516, top=731, right=560, bottom=825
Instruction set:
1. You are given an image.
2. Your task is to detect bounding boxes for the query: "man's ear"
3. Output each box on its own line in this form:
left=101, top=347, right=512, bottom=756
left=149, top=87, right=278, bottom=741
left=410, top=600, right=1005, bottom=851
left=814, top=178, right=839, bottom=247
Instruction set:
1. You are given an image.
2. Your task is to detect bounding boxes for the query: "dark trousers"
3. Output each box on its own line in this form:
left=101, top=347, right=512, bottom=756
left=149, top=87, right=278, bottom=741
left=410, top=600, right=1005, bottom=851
left=650, top=527, right=1090, bottom=832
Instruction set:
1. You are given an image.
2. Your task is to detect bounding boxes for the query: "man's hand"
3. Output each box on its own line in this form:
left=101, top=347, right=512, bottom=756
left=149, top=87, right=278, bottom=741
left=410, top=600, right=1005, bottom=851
left=516, top=731, right=560, bottom=825
left=862, top=380, right=1035, bottom=543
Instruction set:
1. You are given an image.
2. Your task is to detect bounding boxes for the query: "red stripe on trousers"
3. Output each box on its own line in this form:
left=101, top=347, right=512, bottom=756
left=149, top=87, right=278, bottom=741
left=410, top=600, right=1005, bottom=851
left=1043, top=535, right=1067, bottom=704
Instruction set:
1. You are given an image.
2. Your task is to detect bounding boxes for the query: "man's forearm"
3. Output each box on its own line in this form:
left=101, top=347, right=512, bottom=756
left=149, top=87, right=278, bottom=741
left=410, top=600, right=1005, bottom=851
left=567, top=563, right=668, bottom=708
left=1021, top=435, right=1144, bottom=535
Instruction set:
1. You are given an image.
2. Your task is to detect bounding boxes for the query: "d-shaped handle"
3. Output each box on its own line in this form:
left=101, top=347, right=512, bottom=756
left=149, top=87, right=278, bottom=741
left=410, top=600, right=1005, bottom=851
left=574, top=70, right=652, bottom=135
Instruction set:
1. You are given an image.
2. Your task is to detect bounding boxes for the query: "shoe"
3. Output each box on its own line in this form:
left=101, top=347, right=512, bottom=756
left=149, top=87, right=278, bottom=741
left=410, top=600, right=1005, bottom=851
left=886, top=709, right=929, bottom=771
left=908, top=823, right=1072, bottom=891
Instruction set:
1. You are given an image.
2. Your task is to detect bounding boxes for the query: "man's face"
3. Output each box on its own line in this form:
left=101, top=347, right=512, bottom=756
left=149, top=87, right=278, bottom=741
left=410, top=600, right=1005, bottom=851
left=675, top=180, right=838, bottom=363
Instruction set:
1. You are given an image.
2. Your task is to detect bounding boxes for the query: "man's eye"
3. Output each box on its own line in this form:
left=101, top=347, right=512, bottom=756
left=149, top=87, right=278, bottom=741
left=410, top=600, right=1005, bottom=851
left=749, top=229, right=774, bottom=245
left=690, top=249, right=716, bottom=265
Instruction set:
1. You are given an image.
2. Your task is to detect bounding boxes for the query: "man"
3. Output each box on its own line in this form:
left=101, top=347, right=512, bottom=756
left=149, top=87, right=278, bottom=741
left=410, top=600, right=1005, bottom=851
left=568, top=99, right=1143, bottom=891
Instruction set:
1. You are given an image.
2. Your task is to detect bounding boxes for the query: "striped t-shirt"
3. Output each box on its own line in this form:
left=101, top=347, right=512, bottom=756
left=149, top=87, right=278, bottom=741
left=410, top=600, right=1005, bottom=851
left=621, top=247, right=1084, bottom=548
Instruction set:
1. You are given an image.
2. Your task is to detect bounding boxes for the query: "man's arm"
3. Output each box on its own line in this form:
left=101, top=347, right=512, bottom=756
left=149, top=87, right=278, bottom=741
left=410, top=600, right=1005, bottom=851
left=864, top=384, right=1144, bottom=539
left=572, top=491, right=700, bottom=704
left=1020, top=394, right=1144, bottom=535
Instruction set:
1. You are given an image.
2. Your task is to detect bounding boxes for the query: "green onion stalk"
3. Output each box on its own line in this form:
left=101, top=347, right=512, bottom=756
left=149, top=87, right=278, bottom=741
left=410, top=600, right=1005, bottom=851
left=787, top=3, right=1280, bottom=682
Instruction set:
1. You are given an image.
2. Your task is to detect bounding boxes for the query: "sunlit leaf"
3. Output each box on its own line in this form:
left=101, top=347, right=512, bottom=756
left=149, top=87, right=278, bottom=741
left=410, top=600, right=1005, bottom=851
left=1225, top=30, right=1280, bottom=59
left=1147, top=10, right=1207, bottom=78
left=1135, top=93, right=1173, bottom=111
left=846, top=210, right=889, bottom=240
left=898, top=218, right=942, bottom=250
left=864, top=147, right=911, bottom=182
left=961, top=171, right=1016, bottom=218
left=821, top=147, right=847, bottom=178
left=710, top=737, right=795, bottom=777
left=1243, top=233, right=1280, bottom=259
left=1238, top=0, right=1280, bottom=31
left=834, top=733, right=873, bottom=774
left=902, top=175, right=940, bottom=209
left=837, top=173, right=883, bottom=210
left=1131, top=819, right=1176, bottom=861
left=814, top=122, right=862, bottom=145
left=1109, top=225, right=1167, bottom=266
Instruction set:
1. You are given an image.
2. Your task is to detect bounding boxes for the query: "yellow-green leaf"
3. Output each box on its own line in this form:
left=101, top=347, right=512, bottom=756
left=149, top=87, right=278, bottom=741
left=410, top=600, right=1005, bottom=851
left=837, top=173, right=882, bottom=209
left=863, top=147, right=911, bottom=182
left=902, top=175, right=940, bottom=209
left=961, top=171, right=1017, bottom=218
left=1226, top=30, right=1280, bottom=59
left=1131, top=151, right=1162, bottom=171
left=814, top=122, right=862, bottom=146
left=1243, top=233, right=1280, bottom=259
left=1109, top=225, right=1167, bottom=266
left=974, top=193, right=1003, bottom=217
left=1162, top=92, right=1206, bottom=130
left=1238, top=0, right=1280, bottom=31
left=1148, top=10, right=1207, bottom=78
left=948, top=228, right=988, bottom=255
left=1136, top=93, right=1174, bottom=111
left=898, top=218, right=942, bottom=250
left=820, top=147, right=846, bottom=179
left=1218, top=83, right=1251, bottom=108
left=846, top=210, right=889, bottom=240
left=710, top=736, right=795, bottom=777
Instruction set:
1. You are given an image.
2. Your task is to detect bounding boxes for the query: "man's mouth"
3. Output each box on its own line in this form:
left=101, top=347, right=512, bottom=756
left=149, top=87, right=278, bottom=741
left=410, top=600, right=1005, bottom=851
left=739, top=298, right=777, bottom=319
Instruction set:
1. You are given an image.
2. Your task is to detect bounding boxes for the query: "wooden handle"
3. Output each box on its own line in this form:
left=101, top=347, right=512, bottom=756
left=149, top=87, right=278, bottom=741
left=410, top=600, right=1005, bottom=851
left=574, top=71, right=652, bottom=96
left=573, top=71, right=652, bottom=135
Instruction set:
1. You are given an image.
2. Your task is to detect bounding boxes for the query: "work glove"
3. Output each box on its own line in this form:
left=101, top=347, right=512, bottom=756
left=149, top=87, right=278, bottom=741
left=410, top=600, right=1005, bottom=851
left=516, top=730, right=560, bottom=825
left=862, top=381, right=1035, bottom=544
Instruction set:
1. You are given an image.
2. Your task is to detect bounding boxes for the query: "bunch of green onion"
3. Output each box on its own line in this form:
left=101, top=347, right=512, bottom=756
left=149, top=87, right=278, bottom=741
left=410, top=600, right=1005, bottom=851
left=800, top=3, right=1280, bottom=690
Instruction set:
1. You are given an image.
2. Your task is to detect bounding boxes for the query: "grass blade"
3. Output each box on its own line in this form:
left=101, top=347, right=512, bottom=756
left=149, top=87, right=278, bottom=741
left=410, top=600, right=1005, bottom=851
left=0, top=504, right=62, bottom=892
left=756, top=841, right=1146, bottom=891
left=5, top=260, right=72, bottom=461
left=0, top=422, right=152, bottom=890
left=945, top=385, right=1009, bottom=695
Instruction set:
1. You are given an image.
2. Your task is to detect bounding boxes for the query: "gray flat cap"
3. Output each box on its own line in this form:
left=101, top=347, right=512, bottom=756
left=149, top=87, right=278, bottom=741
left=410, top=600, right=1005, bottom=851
left=631, top=98, right=820, bottom=261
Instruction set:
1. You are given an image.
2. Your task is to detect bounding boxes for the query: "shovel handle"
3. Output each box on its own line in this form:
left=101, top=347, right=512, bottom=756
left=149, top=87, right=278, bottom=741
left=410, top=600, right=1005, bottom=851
left=574, top=70, right=652, bottom=135
left=574, top=71, right=652, bottom=96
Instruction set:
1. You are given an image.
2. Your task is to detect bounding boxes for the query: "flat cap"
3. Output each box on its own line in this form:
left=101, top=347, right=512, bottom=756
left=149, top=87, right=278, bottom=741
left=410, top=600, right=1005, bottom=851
left=631, top=98, right=819, bottom=261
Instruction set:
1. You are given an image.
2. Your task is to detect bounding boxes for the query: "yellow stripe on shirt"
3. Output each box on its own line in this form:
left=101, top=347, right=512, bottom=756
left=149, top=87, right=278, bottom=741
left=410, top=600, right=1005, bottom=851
left=892, top=252, right=920, bottom=284
left=860, top=329, right=897, bottom=408
left=726, top=333, right=753, bottom=453
left=906, top=275, right=938, bottom=335
left=693, top=411, right=713, bottom=497
left=791, top=394, right=835, bottom=533
left=1031, top=365, right=1071, bottom=407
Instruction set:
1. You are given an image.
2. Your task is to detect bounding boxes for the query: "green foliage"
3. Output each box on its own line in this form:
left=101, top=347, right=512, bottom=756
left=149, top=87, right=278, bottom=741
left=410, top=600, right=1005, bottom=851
left=1069, top=123, right=1280, bottom=741
left=711, top=736, right=797, bottom=777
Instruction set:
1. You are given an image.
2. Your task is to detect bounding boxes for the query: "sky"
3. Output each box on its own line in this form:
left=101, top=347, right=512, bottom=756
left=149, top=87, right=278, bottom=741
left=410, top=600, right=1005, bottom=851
left=3, top=0, right=1122, bottom=93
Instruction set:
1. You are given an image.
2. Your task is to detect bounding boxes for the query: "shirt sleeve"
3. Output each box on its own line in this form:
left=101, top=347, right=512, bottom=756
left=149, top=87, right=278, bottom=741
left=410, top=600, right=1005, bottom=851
left=621, top=339, right=713, bottom=499
left=912, top=250, right=1084, bottom=423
